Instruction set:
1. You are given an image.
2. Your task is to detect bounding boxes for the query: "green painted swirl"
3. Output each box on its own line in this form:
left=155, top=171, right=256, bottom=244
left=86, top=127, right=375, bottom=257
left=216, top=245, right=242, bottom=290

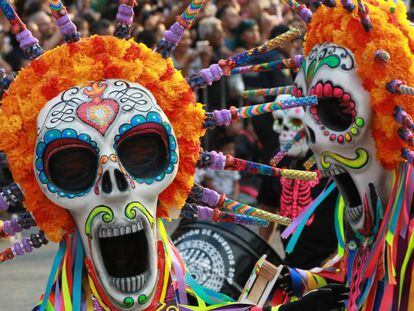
left=84, top=205, right=114, bottom=237
left=138, top=294, right=149, bottom=305
left=125, top=201, right=154, bottom=227
left=321, top=148, right=369, bottom=170
left=122, top=297, right=135, bottom=308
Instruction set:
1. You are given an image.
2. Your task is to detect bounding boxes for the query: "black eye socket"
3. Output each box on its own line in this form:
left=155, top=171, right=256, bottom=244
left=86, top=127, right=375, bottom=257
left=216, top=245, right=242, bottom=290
left=277, top=118, right=283, bottom=125
left=316, top=97, right=353, bottom=131
left=44, top=140, right=98, bottom=192
left=117, top=124, right=169, bottom=179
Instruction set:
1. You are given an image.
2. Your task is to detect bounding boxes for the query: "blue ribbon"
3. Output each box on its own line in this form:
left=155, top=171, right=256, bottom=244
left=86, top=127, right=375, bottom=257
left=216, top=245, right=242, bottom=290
left=40, top=240, right=66, bottom=311
left=285, top=181, right=336, bottom=253
left=72, top=233, right=84, bottom=311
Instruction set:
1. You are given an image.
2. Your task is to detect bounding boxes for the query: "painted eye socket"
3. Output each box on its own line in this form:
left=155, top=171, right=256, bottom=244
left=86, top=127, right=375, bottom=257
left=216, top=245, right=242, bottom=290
left=117, top=123, right=169, bottom=179
left=316, top=97, right=353, bottom=132
left=44, top=139, right=99, bottom=192
left=290, top=118, right=303, bottom=128
left=276, top=118, right=283, bottom=126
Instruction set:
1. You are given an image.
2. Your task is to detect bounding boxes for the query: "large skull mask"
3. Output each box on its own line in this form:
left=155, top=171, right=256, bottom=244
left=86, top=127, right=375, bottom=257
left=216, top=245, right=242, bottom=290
left=294, top=43, right=393, bottom=232
left=34, top=79, right=179, bottom=309
left=272, top=94, right=308, bottom=158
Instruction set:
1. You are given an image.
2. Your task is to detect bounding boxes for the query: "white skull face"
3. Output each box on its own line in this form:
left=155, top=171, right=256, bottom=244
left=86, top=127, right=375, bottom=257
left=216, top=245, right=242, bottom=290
left=34, top=79, right=179, bottom=310
left=272, top=94, right=307, bottom=158
left=294, top=43, right=392, bottom=232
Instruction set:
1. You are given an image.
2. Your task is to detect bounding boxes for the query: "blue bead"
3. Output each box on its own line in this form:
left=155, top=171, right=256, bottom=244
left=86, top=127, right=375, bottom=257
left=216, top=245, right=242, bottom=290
left=131, top=115, right=146, bottom=126
left=147, top=112, right=162, bottom=123
left=36, top=142, right=46, bottom=157
left=47, top=183, right=57, bottom=193
left=44, top=130, right=62, bottom=144
left=35, top=158, right=43, bottom=171
left=170, top=151, right=178, bottom=164
left=119, top=124, right=132, bottom=134
left=39, top=172, right=48, bottom=184
left=78, top=133, right=91, bottom=143
left=166, top=164, right=174, bottom=174
left=58, top=192, right=66, bottom=198
left=62, top=129, right=77, bottom=139
left=169, top=136, right=177, bottom=150
left=163, top=122, right=172, bottom=134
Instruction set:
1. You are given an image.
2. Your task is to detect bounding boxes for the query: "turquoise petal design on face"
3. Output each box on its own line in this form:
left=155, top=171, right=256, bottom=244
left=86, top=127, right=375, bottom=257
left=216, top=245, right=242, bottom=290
left=36, top=142, right=46, bottom=157
left=44, top=130, right=62, bottom=144
left=131, top=115, right=146, bottom=126
left=170, top=151, right=178, bottom=164
left=163, top=122, right=172, bottom=134
left=78, top=133, right=91, bottom=143
left=166, top=164, right=174, bottom=174
left=35, top=158, right=43, bottom=171
left=36, top=128, right=98, bottom=199
left=146, top=111, right=162, bottom=123
left=169, top=136, right=176, bottom=150
left=62, top=128, right=77, bottom=139
left=119, top=123, right=132, bottom=134
left=39, top=172, right=47, bottom=184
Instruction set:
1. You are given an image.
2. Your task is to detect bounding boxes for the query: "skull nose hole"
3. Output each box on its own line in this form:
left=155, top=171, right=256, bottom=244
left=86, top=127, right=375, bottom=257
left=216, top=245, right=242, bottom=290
left=102, top=171, right=112, bottom=194
left=283, top=125, right=289, bottom=131
left=115, top=169, right=128, bottom=192
left=307, top=126, right=316, bottom=144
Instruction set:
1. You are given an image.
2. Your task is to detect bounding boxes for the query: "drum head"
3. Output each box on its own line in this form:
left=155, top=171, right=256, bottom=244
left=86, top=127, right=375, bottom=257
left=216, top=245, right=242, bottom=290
left=171, top=219, right=282, bottom=299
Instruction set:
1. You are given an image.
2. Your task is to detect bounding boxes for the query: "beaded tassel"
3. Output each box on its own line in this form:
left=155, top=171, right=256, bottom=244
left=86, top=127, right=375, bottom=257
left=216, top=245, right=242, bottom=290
left=188, top=28, right=301, bottom=90
left=0, top=212, right=36, bottom=238
left=242, top=85, right=294, bottom=99
left=203, top=96, right=317, bottom=128
left=114, top=0, right=137, bottom=39
left=48, top=0, right=80, bottom=42
left=156, top=0, right=205, bottom=58
left=180, top=203, right=269, bottom=227
left=230, top=55, right=303, bottom=75
left=0, top=0, right=43, bottom=59
left=394, top=106, right=414, bottom=131
left=189, top=184, right=292, bottom=226
left=374, top=49, right=390, bottom=63
left=270, top=129, right=306, bottom=166
left=0, top=183, right=24, bottom=211
left=0, top=231, right=48, bottom=263
left=198, top=151, right=317, bottom=181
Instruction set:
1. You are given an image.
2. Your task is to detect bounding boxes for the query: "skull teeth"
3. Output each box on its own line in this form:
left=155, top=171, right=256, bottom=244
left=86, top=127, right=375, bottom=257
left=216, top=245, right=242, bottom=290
left=99, top=220, right=143, bottom=238
left=321, top=166, right=345, bottom=177
left=111, top=273, right=147, bottom=293
left=345, top=205, right=363, bottom=221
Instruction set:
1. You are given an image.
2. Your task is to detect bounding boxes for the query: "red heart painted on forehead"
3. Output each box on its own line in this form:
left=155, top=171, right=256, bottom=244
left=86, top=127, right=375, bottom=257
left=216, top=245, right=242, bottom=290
left=76, top=98, right=120, bottom=135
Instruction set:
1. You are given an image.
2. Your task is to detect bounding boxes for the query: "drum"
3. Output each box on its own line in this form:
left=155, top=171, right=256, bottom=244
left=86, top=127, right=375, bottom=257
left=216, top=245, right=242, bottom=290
left=171, top=219, right=282, bottom=300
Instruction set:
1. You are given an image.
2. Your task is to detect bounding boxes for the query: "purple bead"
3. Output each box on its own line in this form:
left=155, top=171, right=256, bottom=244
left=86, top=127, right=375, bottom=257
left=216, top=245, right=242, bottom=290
left=20, top=36, right=38, bottom=49
left=0, top=195, right=8, bottom=211
left=299, top=7, right=312, bottom=24
left=294, top=55, right=304, bottom=68
left=119, top=4, right=134, bottom=16
left=209, top=151, right=226, bottom=170
left=386, top=80, right=403, bottom=94
left=22, top=238, right=33, bottom=253
left=10, top=219, right=22, bottom=233
left=56, top=15, right=70, bottom=27
left=212, top=109, right=232, bottom=127
left=197, top=205, right=214, bottom=221
left=163, top=22, right=185, bottom=45
left=209, top=64, right=224, bottom=80
left=202, top=187, right=220, bottom=206
left=12, top=242, right=24, bottom=256
left=3, top=221, right=13, bottom=235
left=199, top=68, right=214, bottom=85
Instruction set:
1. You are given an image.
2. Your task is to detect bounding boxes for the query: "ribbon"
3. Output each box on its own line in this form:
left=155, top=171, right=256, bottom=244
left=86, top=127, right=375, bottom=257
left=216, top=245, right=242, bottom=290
left=282, top=181, right=336, bottom=253
left=73, top=232, right=84, bottom=311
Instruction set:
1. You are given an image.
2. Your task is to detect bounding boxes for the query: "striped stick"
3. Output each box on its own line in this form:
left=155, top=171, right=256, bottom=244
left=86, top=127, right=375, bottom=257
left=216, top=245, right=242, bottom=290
left=222, top=198, right=292, bottom=226
left=231, top=56, right=303, bottom=75
left=203, top=96, right=317, bottom=128
left=270, top=129, right=306, bottom=166
left=0, top=0, right=43, bottom=59
left=242, top=85, right=294, bottom=99
left=48, top=0, right=80, bottom=42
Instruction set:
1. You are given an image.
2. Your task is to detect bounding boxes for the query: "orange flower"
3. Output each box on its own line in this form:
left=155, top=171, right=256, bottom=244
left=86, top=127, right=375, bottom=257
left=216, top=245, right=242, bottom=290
left=0, top=36, right=205, bottom=241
